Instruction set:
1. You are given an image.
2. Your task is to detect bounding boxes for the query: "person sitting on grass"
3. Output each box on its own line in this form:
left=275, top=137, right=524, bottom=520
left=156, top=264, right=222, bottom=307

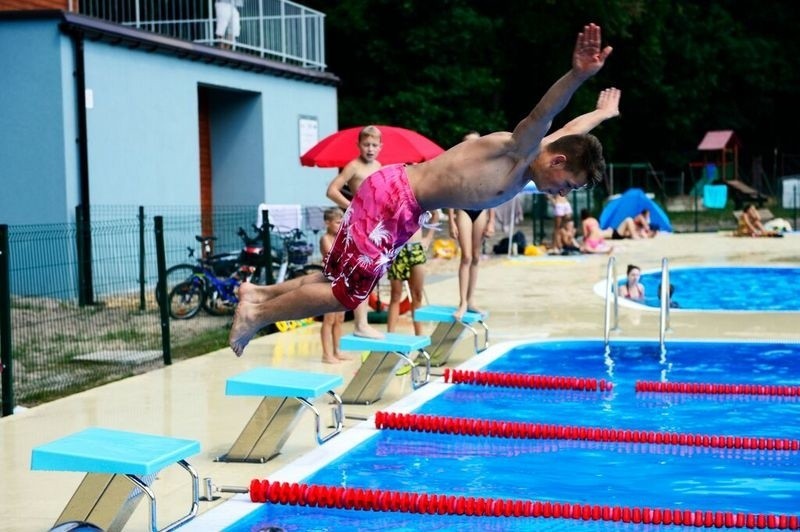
left=580, top=209, right=614, bottom=255
left=735, top=203, right=783, bottom=237
left=634, top=208, right=658, bottom=238
left=556, top=219, right=582, bottom=255
left=229, top=23, right=617, bottom=356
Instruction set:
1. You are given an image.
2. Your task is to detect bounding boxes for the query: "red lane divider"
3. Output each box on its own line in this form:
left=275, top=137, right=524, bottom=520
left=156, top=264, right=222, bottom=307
left=374, top=411, right=800, bottom=451
left=248, top=479, right=800, bottom=529
left=637, top=380, right=800, bottom=397
left=444, top=368, right=613, bottom=392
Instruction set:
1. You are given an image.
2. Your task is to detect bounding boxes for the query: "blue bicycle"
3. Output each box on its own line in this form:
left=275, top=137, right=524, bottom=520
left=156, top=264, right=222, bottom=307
left=168, top=268, right=240, bottom=320
left=167, top=249, right=243, bottom=320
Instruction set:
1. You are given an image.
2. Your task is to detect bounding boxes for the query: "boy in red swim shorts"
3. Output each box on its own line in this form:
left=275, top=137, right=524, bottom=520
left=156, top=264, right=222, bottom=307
left=230, top=23, right=619, bottom=356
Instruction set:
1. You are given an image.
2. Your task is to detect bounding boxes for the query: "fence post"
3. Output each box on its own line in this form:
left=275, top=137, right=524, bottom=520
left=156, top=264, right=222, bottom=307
left=262, top=209, right=274, bottom=285
left=693, top=181, right=699, bottom=233
left=75, top=205, right=95, bottom=306
left=154, top=216, right=172, bottom=365
left=1, top=225, right=15, bottom=416
left=138, top=206, right=146, bottom=311
left=536, top=195, right=546, bottom=244
left=530, top=195, right=537, bottom=245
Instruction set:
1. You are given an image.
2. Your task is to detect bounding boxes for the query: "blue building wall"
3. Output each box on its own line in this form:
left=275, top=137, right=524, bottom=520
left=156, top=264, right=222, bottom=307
left=0, top=16, right=339, bottom=226
left=0, top=20, right=78, bottom=224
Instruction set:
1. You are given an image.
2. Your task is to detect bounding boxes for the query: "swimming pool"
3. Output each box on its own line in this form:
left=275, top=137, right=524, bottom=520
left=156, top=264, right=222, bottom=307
left=189, top=338, right=800, bottom=531
left=605, top=265, right=800, bottom=311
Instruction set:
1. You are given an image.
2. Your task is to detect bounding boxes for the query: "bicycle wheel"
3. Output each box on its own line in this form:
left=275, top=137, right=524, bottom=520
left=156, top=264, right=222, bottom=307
left=168, top=279, right=204, bottom=319
left=156, top=264, right=198, bottom=307
left=202, top=283, right=237, bottom=316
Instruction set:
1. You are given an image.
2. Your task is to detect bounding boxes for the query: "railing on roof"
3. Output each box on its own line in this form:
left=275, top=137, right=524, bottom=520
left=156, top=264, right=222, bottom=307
left=71, top=0, right=327, bottom=70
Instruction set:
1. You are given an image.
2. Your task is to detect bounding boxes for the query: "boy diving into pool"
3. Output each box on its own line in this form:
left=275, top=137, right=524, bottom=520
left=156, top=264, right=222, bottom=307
left=230, top=23, right=618, bottom=356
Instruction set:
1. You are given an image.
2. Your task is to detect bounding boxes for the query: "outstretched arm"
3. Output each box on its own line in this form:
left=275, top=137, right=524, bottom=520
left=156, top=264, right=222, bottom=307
left=511, top=23, right=613, bottom=157
left=543, top=87, right=620, bottom=144
left=326, top=163, right=356, bottom=210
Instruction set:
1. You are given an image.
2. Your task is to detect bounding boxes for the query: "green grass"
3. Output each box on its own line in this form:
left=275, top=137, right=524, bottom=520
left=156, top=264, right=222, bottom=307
left=10, top=298, right=42, bottom=310
left=171, top=326, right=232, bottom=359
left=100, top=328, right=150, bottom=342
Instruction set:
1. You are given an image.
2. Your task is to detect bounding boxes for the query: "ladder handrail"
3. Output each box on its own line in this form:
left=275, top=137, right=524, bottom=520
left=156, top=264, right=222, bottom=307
left=659, top=257, right=671, bottom=352
left=603, top=256, right=620, bottom=347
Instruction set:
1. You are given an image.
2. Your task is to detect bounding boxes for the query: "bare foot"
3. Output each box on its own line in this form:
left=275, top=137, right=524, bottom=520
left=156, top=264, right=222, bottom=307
left=467, top=303, right=486, bottom=317
left=353, top=323, right=384, bottom=339
left=229, top=283, right=267, bottom=356
left=322, top=355, right=341, bottom=364
left=335, top=353, right=353, bottom=361
left=453, top=303, right=468, bottom=321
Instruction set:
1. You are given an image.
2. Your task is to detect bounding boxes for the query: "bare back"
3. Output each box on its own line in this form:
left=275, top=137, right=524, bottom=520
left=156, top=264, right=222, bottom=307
left=407, top=131, right=535, bottom=211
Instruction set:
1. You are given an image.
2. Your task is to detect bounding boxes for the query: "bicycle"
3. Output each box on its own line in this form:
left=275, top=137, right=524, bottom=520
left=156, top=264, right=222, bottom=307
left=167, top=252, right=243, bottom=319
left=155, top=235, right=238, bottom=306
left=270, top=226, right=324, bottom=283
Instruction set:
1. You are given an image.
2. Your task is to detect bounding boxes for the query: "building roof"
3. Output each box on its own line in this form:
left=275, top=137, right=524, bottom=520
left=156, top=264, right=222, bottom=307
left=0, top=10, right=340, bottom=86
left=697, top=130, right=739, bottom=151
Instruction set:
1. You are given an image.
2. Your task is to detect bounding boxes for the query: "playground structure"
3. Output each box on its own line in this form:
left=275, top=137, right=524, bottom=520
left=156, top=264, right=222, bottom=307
left=698, top=130, right=740, bottom=181
left=689, top=130, right=769, bottom=208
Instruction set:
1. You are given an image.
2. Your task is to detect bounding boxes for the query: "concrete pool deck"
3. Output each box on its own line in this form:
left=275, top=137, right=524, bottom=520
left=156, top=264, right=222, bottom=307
left=2, top=232, right=798, bottom=531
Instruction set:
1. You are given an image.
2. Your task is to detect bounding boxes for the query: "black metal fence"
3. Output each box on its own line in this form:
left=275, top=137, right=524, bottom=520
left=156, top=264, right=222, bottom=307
left=2, top=195, right=793, bottom=414
left=0, top=204, right=330, bottom=415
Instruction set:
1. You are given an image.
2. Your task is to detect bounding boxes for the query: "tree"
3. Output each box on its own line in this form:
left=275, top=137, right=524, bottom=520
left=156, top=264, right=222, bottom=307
left=303, top=0, right=800, bottom=183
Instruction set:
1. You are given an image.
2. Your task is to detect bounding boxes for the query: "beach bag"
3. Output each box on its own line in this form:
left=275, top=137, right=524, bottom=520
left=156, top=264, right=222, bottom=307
left=493, top=231, right=527, bottom=254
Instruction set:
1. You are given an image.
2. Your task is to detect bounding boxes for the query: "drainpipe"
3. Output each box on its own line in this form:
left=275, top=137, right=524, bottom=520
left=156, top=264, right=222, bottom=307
left=69, top=28, right=94, bottom=305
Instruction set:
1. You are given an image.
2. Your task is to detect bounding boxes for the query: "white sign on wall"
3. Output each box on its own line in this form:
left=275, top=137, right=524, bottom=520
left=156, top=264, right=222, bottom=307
left=298, top=116, right=319, bottom=157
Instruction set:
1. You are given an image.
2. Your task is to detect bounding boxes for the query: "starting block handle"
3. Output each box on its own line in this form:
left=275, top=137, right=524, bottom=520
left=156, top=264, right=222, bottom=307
left=296, top=390, right=343, bottom=444
left=127, top=459, right=199, bottom=532
left=461, top=319, right=489, bottom=352
left=411, top=349, right=431, bottom=388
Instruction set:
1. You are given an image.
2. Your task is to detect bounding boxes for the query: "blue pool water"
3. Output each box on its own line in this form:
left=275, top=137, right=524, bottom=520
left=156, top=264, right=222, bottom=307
left=225, top=339, right=800, bottom=531
left=633, top=266, right=800, bottom=311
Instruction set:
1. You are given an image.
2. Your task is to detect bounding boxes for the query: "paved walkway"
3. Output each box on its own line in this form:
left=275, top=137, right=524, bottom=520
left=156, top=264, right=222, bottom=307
left=1, top=232, right=798, bottom=531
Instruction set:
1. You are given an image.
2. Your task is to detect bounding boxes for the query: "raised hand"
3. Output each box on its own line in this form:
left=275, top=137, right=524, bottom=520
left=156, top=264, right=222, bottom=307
left=596, top=87, right=621, bottom=118
left=572, top=23, right=613, bottom=79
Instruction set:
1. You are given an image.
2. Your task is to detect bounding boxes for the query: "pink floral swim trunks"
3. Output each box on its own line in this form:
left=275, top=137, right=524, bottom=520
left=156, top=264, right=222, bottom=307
left=323, top=164, right=425, bottom=310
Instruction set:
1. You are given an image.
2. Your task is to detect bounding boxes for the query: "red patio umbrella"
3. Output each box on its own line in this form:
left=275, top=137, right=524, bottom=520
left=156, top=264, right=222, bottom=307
left=300, top=125, right=444, bottom=168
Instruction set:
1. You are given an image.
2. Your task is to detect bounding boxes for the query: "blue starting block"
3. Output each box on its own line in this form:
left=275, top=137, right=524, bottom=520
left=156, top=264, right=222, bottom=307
left=31, top=427, right=200, bottom=532
left=413, top=305, right=490, bottom=367
left=339, top=333, right=431, bottom=405
left=219, top=367, right=344, bottom=463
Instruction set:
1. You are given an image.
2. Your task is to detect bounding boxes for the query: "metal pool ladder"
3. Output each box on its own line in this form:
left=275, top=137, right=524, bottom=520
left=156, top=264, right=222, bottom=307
left=605, top=256, right=673, bottom=352
left=603, top=256, right=621, bottom=348
left=659, top=257, right=672, bottom=353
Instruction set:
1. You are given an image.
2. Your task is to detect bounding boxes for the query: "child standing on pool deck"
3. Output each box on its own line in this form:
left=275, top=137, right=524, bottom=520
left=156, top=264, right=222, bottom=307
left=325, top=125, right=386, bottom=340
left=387, top=209, right=441, bottom=335
left=448, top=131, right=497, bottom=321
left=230, top=23, right=617, bottom=356
left=318, top=207, right=350, bottom=364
